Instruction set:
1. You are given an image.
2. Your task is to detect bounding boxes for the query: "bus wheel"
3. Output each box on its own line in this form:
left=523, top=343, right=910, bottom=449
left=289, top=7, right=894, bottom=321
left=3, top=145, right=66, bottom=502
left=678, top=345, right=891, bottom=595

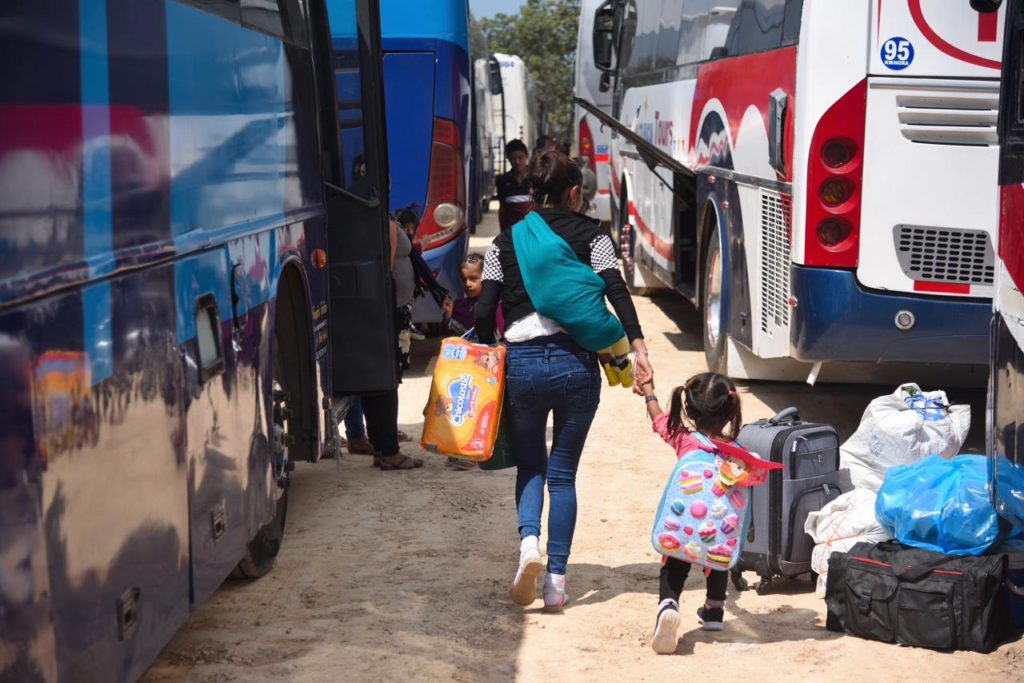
left=703, top=226, right=728, bottom=374
left=232, top=302, right=294, bottom=579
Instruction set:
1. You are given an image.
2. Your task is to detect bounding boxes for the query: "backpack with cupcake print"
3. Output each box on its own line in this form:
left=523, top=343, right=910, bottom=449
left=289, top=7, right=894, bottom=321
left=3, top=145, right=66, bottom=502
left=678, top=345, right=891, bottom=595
left=651, top=433, right=781, bottom=570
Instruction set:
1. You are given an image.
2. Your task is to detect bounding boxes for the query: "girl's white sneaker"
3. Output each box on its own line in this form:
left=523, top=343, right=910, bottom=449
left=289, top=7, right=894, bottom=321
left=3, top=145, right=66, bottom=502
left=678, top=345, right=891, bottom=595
left=652, top=599, right=681, bottom=654
left=511, top=537, right=543, bottom=606
left=543, top=572, right=567, bottom=613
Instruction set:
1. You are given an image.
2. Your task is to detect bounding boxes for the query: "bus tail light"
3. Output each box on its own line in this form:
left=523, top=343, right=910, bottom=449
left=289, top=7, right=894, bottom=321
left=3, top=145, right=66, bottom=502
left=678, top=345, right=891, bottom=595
left=417, top=118, right=466, bottom=250
left=579, top=116, right=596, bottom=173
left=805, top=80, right=866, bottom=268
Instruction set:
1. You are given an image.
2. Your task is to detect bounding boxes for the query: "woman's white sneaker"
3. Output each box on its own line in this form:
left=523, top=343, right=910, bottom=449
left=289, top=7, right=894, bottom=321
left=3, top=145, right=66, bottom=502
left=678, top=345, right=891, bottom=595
left=652, top=599, right=681, bottom=654
left=511, top=536, right=543, bottom=606
left=543, top=572, right=567, bottom=613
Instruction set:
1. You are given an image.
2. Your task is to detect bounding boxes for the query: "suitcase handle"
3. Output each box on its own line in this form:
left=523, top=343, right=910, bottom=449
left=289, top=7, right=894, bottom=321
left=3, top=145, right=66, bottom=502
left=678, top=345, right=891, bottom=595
left=768, top=407, right=800, bottom=425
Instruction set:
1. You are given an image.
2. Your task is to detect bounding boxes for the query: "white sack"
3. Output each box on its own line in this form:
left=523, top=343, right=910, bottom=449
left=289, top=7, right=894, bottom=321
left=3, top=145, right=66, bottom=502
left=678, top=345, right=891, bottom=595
left=805, top=489, right=892, bottom=596
left=839, top=383, right=970, bottom=492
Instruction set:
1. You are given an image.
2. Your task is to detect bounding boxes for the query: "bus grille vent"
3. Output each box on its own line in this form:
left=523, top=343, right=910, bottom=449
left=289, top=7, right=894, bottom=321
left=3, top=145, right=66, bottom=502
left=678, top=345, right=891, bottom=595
left=894, top=225, right=995, bottom=286
left=759, top=191, right=792, bottom=336
left=896, top=88, right=999, bottom=147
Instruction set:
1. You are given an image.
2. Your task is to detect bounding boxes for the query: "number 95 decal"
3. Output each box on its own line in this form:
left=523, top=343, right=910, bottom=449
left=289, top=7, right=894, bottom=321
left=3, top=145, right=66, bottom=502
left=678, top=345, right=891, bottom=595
left=881, top=36, right=915, bottom=71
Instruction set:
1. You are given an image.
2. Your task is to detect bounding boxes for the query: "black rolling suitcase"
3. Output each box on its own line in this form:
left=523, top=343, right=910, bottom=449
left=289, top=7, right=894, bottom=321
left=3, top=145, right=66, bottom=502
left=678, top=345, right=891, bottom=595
left=732, top=407, right=845, bottom=593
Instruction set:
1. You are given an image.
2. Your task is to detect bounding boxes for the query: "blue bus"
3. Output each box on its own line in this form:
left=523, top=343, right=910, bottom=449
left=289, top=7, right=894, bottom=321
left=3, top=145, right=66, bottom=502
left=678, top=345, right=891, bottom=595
left=0, top=0, right=394, bottom=679
left=356, top=0, right=472, bottom=323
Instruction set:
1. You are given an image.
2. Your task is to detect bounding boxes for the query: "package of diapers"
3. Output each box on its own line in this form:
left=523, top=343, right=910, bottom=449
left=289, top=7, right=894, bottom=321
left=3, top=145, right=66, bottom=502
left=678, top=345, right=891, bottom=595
left=421, top=338, right=506, bottom=460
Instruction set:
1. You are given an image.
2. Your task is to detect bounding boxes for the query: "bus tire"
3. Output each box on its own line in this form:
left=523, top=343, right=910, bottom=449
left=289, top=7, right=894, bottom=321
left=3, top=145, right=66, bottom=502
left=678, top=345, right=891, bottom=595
left=232, top=489, right=287, bottom=579
left=233, top=271, right=307, bottom=579
left=703, top=225, right=728, bottom=374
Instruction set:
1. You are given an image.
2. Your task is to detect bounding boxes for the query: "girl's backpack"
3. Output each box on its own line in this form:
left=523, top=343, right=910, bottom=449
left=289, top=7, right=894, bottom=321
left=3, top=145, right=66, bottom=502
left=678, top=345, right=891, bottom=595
left=650, top=435, right=753, bottom=570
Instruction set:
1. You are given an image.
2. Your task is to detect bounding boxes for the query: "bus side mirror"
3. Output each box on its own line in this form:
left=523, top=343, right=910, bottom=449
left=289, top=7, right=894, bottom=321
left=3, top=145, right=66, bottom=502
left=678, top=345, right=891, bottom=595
left=971, top=0, right=1002, bottom=12
left=593, top=1, right=617, bottom=72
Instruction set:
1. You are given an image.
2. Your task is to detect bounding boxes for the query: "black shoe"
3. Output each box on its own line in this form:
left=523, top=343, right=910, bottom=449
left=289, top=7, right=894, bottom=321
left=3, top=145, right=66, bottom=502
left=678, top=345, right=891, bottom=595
left=697, top=606, right=724, bottom=631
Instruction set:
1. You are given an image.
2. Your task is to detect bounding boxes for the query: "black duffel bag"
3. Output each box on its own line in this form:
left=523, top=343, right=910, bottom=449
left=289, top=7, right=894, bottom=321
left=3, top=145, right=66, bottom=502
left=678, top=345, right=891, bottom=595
left=825, top=541, right=1011, bottom=652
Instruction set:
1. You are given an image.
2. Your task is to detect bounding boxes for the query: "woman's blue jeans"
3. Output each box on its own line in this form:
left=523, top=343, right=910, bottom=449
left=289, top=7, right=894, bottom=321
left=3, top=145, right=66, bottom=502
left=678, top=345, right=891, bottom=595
left=505, top=334, right=601, bottom=575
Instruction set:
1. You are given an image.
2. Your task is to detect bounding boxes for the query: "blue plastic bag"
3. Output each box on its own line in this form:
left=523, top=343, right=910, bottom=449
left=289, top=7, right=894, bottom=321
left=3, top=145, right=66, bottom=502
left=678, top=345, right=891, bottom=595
left=875, top=455, right=999, bottom=556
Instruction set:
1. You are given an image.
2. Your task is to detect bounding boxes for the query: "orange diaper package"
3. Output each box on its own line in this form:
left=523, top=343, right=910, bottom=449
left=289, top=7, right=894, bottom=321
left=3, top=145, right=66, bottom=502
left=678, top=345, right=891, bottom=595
left=421, top=338, right=506, bottom=461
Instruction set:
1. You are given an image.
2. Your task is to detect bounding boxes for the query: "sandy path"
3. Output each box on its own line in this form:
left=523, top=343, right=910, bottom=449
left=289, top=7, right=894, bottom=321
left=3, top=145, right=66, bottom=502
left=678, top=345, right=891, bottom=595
left=145, top=211, right=1021, bottom=682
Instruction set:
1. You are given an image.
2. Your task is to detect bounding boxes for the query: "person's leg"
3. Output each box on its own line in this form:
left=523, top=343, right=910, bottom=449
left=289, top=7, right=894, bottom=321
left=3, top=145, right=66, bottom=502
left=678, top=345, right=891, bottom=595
left=363, top=389, right=421, bottom=470
left=653, top=558, right=690, bottom=654
left=344, top=397, right=374, bottom=454
left=698, top=570, right=729, bottom=631
left=542, top=345, right=600, bottom=612
left=344, top=398, right=365, bottom=439
left=659, top=557, right=691, bottom=603
left=505, top=344, right=550, bottom=605
left=544, top=350, right=601, bottom=577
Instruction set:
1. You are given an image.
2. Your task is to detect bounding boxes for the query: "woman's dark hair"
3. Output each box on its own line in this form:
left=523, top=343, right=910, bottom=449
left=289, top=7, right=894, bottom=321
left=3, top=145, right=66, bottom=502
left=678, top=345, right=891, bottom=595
left=529, top=150, right=583, bottom=206
left=667, top=372, right=742, bottom=441
left=395, top=203, right=420, bottom=231
left=505, top=139, right=528, bottom=159
left=461, top=253, right=485, bottom=269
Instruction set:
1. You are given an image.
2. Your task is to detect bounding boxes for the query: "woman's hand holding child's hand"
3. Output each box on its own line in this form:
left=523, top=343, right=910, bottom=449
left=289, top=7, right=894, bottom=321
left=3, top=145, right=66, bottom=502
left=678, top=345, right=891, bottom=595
left=442, top=297, right=454, bottom=319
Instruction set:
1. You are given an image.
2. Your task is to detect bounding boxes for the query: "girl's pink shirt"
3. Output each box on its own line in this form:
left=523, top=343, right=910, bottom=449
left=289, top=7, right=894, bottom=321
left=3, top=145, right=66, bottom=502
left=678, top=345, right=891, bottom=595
left=652, top=413, right=711, bottom=459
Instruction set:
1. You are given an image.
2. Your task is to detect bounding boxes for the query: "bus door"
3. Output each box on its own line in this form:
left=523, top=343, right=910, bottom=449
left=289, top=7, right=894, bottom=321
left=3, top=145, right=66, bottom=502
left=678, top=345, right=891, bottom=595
left=859, top=1, right=1004, bottom=303
left=319, top=0, right=398, bottom=394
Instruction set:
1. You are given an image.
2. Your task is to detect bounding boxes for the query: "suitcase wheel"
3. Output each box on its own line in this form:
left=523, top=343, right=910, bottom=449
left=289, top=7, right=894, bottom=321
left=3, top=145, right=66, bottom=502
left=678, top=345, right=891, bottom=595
left=730, top=570, right=749, bottom=592
left=755, top=578, right=773, bottom=596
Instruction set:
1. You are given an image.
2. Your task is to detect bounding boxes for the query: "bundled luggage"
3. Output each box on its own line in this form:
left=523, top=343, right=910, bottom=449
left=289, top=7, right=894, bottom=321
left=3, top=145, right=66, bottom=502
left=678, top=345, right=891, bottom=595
left=840, top=383, right=970, bottom=491
left=805, top=489, right=892, bottom=595
left=825, top=541, right=1011, bottom=653
left=875, top=454, right=999, bottom=556
left=733, top=408, right=845, bottom=593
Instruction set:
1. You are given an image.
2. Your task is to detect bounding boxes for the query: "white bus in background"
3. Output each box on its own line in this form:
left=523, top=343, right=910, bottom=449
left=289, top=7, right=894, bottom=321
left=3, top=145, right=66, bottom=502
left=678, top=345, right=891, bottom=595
left=472, top=57, right=497, bottom=223
left=583, top=0, right=1003, bottom=382
left=574, top=0, right=615, bottom=223
left=491, top=52, right=539, bottom=175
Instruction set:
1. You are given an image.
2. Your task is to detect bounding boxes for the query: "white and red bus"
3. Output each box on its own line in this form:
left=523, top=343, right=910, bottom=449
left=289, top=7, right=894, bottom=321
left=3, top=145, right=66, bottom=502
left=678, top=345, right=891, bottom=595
left=574, top=0, right=616, bottom=223
left=583, top=0, right=1005, bottom=380
left=990, top=0, right=1024, bottom=529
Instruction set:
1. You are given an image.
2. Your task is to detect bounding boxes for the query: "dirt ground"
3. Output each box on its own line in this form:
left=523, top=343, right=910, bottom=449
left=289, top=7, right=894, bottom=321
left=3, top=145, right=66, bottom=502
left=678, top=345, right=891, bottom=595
left=145, top=211, right=1023, bottom=683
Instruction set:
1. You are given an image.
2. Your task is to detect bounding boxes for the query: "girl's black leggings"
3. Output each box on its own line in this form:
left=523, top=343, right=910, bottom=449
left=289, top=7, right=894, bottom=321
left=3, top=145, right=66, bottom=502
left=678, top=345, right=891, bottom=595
left=659, top=558, right=728, bottom=604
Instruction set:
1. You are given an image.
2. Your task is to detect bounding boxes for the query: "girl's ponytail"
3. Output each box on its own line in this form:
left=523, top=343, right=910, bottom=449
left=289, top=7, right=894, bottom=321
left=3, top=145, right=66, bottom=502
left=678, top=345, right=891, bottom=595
left=666, top=385, right=688, bottom=437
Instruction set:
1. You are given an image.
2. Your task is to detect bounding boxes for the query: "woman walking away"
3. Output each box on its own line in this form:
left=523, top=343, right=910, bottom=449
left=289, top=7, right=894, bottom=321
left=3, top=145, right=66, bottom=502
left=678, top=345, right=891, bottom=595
left=475, top=151, right=653, bottom=612
left=496, top=139, right=532, bottom=233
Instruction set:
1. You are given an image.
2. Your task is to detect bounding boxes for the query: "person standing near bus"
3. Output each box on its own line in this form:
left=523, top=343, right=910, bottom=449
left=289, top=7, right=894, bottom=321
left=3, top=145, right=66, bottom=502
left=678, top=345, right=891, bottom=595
left=361, top=217, right=425, bottom=471
left=476, top=151, right=653, bottom=611
left=496, top=139, right=533, bottom=233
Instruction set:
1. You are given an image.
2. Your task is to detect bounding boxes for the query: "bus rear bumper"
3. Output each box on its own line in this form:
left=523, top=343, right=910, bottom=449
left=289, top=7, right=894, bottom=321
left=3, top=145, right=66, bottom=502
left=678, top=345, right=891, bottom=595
left=789, top=265, right=990, bottom=365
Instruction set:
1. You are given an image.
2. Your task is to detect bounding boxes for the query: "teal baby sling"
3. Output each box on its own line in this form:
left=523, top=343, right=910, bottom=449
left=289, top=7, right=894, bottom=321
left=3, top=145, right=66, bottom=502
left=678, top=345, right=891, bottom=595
left=511, top=212, right=624, bottom=351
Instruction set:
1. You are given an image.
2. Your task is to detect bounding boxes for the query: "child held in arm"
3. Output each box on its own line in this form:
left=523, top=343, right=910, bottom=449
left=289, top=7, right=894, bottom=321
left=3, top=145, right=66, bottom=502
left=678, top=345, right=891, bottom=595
left=640, top=373, right=779, bottom=655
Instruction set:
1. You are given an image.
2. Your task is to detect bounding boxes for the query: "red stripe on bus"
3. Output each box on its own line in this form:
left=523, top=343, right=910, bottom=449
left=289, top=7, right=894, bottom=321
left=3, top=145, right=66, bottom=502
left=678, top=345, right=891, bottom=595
left=913, top=281, right=971, bottom=295
left=595, top=153, right=609, bottom=163
left=630, top=201, right=673, bottom=260
left=597, top=188, right=610, bottom=195
left=978, top=10, right=999, bottom=42
left=689, top=46, right=797, bottom=181
left=909, top=0, right=1001, bottom=70
left=1000, top=184, right=1024, bottom=292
